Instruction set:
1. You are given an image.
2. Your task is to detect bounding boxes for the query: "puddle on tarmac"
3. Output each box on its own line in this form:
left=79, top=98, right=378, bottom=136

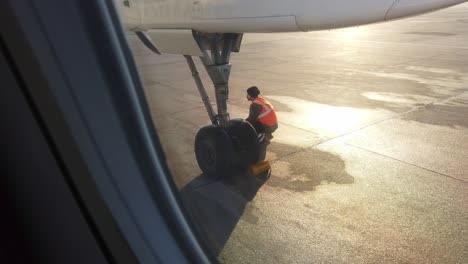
left=362, top=92, right=434, bottom=106
left=267, top=144, right=354, bottom=192
left=405, top=66, right=458, bottom=74
left=357, top=70, right=467, bottom=88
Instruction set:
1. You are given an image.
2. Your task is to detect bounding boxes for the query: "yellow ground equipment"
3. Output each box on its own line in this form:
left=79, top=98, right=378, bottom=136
left=248, top=161, right=271, bottom=177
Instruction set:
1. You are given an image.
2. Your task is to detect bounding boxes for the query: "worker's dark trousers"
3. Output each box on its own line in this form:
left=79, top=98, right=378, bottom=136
left=252, top=122, right=278, bottom=161
left=251, top=122, right=278, bottom=137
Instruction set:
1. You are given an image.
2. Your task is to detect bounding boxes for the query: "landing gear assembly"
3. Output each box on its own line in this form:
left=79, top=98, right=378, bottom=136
left=184, top=33, right=266, bottom=179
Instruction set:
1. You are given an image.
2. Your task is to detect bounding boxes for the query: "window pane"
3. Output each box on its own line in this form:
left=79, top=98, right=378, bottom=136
left=123, top=3, right=468, bottom=263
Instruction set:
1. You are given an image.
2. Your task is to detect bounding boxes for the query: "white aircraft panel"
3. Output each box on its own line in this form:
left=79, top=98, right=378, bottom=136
left=386, top=0, right=468, bottom=20
left=139, top=0, right=192, bottom=25
left=189, top=16, right=298, bottom=33
left=146, top=29, right=202, bottom=56
left=114, top=0, right=141, bottom=29
left=192, top=0, right=295, bottom=19
left=295, top=0, right=396, bottom=31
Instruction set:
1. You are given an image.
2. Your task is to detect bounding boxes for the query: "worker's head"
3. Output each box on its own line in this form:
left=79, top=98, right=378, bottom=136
left=246, top=86, right=260, bottom=101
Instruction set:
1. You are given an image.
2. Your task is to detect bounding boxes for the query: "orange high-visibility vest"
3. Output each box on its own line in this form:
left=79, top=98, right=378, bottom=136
left=253, top=97, right=277, bottom=126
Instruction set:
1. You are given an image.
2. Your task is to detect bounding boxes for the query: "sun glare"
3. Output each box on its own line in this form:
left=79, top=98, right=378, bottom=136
left=268, top=96, right=375, bottom=137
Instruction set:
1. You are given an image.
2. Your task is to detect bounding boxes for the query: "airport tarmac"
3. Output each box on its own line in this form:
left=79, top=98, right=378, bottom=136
left=128, top=4, right=468, bottom=263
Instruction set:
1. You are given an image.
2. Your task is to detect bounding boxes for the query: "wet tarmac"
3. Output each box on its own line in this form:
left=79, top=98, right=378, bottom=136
left=129, top=4, right=468, bottom=263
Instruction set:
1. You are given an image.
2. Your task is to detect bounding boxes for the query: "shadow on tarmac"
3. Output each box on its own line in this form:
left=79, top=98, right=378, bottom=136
left=179, top=171, right=268, bottom=256
left=179, top=142, right=354, bottom=256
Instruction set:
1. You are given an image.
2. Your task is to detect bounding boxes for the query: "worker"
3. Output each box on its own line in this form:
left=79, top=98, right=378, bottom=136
left=246, top=86, right=278, bottom=143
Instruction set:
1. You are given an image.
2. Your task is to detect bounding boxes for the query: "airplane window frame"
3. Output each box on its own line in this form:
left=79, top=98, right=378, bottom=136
left=1, top=0, right=213, bottom=263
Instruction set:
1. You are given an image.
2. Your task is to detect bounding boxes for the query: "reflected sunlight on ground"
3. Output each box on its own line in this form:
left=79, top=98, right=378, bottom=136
left=329, top=27, right=369, bottom=41
left=268, top=95, right=390, bottom=137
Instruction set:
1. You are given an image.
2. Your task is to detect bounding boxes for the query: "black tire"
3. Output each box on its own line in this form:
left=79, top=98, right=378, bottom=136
left=195, top=125, right=234, bottom=179
left=226, top=119, right=260, bottom=168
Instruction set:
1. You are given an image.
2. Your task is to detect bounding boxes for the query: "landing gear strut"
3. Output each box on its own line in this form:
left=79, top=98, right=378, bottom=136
left=185, top=33, right=263, bottom=178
